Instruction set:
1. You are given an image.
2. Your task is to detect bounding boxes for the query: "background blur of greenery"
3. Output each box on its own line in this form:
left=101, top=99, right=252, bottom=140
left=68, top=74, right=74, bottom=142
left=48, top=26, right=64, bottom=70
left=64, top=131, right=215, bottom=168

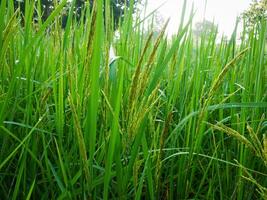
left=7, top=0, right=267, bottom=36
left=8, top=0, right=139, bottom=28
left=242, top=0, right=267, bottom=28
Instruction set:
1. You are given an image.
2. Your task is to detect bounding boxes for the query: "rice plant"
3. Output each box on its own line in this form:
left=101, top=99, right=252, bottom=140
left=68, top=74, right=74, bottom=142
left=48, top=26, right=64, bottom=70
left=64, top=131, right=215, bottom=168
left=0, top=0, right=266, bottom=199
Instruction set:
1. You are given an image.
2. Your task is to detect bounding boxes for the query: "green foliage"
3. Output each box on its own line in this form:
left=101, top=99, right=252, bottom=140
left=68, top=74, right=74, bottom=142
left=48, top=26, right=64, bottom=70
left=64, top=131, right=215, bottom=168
left=193, top=19, right=218, bottom=38
left=0, top=0, right=266, bottom=199
left=242, top=0, right=267, bottom=27
left=9, top=0, right=139, bottom=28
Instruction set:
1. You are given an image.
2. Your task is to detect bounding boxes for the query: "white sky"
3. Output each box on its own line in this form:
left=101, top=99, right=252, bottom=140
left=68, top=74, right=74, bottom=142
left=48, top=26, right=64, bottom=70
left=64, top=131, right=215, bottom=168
left=144, top=0, right=252, bottom=37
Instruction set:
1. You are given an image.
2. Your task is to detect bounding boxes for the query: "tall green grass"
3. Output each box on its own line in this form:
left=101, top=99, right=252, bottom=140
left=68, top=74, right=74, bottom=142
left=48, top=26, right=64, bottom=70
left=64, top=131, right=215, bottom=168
left=0, top=0, right=266, bottom=199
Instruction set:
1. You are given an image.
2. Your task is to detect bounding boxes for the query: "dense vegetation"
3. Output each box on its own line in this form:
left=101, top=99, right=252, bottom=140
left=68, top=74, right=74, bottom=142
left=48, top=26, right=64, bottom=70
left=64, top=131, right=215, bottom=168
left=0, top=0, right=266, bottom=199
left=8, top=0, right=138, bottom=28
left=242, top=0, right=267, bottom=28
